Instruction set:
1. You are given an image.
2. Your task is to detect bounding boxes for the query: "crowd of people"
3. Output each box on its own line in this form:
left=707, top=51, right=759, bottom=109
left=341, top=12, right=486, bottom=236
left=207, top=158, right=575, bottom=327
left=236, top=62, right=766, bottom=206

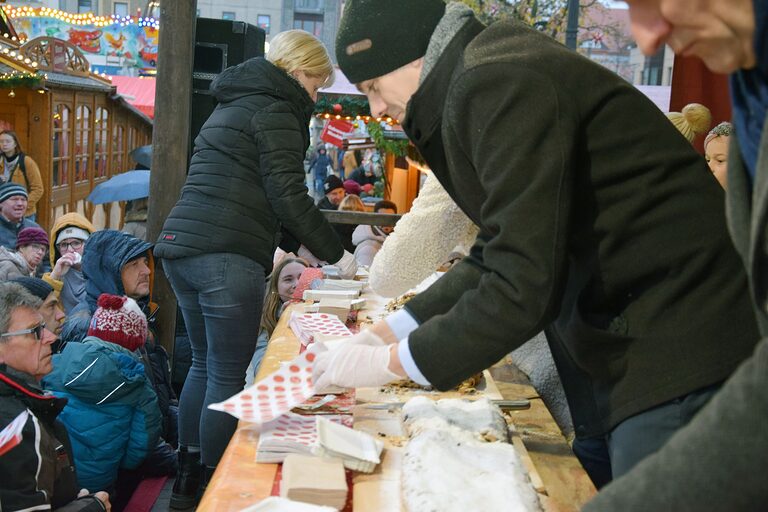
left=0, top=0, right=764, bottom=510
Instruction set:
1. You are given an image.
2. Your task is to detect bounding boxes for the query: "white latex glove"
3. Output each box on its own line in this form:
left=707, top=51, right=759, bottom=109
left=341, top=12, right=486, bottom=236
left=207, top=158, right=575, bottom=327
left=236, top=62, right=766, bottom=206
left=313, top=330, right=401, bottom=391
left=333, top=250, right=358, bottom=279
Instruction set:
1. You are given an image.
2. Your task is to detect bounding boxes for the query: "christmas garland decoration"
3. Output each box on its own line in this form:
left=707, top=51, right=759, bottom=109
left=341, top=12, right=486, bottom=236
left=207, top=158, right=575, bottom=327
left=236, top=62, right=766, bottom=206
left=0, top=71, right=43, bottom=89
left=367, top=120, right=409, bottom=157
left=314, top=95, right=370, bottom=118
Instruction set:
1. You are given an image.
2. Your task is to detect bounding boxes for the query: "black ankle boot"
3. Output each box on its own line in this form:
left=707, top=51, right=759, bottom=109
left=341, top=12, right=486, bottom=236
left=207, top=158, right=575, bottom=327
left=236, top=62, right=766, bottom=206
left=170, top=447, right=201, bottom=509
left=196, top=465, right=216, bottom=503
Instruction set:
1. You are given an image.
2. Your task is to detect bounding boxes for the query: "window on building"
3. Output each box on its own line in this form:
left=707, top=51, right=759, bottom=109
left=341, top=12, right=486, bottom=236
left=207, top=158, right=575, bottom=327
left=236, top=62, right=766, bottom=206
left=257, top=14, right=271, bottom=34
left=222, top=11, right=236, bottom=21
left=294, top=0, right=324, bottom=12
left=59, top=0, right=68, bottom=10
left=197, top=9, right=201, bottom=17
left=113, top=2, right=128, bottom=16
left=293, top=13, right=323, bottom=37
left=78, top=0, right=93, bottom=14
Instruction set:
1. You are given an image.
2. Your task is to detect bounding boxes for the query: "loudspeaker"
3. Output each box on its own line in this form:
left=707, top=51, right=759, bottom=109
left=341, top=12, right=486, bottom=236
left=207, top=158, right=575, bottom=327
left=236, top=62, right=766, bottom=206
left=190, top=18, right=266, bottom=146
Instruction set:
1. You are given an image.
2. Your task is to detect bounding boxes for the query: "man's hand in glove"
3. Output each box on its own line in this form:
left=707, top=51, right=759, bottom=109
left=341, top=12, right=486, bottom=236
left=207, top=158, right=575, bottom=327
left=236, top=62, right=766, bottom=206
left=313, top=330, right=404, bottom=391
left=333, top=250, right=358, bottom=279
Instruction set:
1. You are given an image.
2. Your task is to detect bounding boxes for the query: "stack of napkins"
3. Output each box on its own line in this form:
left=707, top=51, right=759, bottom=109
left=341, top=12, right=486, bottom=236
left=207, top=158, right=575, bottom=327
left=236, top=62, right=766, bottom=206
left=322, top=265, right=369, bottom=279
left=289, top=312, right=353, bottom=346
left=281, top=454, right=348, bottom=510
left=302, top=289, right=360, bottom=301
left=314, top=416, right=384, bottom=473
left=315, top=279, right=364, bottom=292
left=256, top=413, right=347, bottom=463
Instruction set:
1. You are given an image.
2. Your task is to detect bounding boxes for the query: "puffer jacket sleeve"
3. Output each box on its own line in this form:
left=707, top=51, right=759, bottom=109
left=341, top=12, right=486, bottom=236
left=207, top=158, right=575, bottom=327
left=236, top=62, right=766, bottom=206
left=252, top=103, right=344, bottom=264
left=368, top=174, right=479, bottom=297
left=122, top=376, right=162, bottom=469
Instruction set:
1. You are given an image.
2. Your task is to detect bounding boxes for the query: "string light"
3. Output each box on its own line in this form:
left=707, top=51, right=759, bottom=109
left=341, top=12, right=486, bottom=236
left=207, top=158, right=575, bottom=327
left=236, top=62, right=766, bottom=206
left=2, top=6, right=159, bottom=29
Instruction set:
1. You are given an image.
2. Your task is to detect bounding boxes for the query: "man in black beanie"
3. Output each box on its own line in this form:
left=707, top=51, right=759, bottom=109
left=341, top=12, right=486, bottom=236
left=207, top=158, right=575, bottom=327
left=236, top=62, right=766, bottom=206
left=10, top=276, right=66, bottom=336
left=314, top=0, right=761, bottom=486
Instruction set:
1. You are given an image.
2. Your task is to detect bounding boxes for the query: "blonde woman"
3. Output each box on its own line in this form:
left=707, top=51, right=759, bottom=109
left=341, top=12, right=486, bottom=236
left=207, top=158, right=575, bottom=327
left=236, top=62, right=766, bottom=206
left=154, top=30, right=357, bottom=507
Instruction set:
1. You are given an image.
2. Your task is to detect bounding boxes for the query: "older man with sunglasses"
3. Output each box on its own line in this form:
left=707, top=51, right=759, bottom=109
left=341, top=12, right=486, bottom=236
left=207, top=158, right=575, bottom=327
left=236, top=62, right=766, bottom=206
left=0, top=282, right=111, bottom=511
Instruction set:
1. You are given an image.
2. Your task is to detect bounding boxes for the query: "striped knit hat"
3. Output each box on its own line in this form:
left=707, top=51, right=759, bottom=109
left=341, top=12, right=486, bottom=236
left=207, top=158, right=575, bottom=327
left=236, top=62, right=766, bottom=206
left=0, top=183, right=28, bottom=203
left=88, top=294, right=147, bottom=351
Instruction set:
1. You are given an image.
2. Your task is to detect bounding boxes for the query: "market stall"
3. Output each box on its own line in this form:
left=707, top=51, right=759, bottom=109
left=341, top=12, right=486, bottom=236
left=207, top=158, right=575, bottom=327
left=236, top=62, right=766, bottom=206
left=198, top=281, right=596, bottom=511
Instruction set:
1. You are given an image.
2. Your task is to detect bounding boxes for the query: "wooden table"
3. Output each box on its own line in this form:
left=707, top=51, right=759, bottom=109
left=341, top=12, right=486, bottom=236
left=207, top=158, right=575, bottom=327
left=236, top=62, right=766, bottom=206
left=198, top=304, right=596, bottom=511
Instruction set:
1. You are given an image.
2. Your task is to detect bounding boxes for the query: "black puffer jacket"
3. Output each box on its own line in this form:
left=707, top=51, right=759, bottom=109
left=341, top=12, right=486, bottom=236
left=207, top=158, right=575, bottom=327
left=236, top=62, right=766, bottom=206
left=0, top=366, right=106, bottom=511
left=154, top=57, right=344, bottom=271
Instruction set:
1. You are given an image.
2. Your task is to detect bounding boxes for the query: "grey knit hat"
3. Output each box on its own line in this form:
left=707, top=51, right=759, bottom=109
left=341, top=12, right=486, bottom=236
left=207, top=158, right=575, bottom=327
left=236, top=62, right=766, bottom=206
left=336, top=0, right=446, bottom=84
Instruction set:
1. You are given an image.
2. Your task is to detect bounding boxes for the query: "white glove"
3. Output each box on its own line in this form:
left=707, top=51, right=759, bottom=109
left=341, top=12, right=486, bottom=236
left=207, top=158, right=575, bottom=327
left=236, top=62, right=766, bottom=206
left=313, top=330, right=401, bottom=391
left=333, top=250, right=358, bottom=280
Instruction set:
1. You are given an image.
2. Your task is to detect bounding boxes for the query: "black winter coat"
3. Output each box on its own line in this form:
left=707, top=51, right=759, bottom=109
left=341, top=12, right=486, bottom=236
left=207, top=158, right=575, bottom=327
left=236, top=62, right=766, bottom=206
left=0, top=366, right=106, bottom=511
left=402, top=17, right=759, bottom=438
left=154, top=57, right=344, bottom=271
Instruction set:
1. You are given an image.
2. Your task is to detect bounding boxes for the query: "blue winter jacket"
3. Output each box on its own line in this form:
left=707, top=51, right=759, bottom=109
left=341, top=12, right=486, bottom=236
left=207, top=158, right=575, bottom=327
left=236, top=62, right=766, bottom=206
left=42, top=337, right=162, bottom=491
left=60, top=229, right=153, bottom=343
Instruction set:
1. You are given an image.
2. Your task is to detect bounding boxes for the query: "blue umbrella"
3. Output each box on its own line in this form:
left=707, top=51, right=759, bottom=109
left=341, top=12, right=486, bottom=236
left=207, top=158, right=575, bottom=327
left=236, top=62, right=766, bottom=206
left=87, top=170, right=150, bottom=204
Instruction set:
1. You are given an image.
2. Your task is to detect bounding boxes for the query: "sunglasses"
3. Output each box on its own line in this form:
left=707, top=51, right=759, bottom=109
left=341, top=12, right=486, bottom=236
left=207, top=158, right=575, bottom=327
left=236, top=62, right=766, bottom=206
left=0, top=321, right=46, bottom=341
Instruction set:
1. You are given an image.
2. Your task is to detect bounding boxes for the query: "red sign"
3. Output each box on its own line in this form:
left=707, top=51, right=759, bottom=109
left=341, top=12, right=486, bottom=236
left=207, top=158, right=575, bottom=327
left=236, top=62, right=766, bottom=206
left=320, top=119, right=354, bottom=148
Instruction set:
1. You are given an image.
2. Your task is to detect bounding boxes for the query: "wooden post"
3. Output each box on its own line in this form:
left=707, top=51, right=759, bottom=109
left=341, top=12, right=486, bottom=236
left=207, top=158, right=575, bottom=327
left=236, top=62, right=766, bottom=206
left=147, top=0, right=197, bottom=354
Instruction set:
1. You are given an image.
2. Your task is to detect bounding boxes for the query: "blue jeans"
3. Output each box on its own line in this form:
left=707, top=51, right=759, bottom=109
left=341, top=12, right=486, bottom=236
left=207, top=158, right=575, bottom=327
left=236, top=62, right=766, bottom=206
left=572, top=382, right=720, bottom=487
left=163, top=253, right=265, bottom=467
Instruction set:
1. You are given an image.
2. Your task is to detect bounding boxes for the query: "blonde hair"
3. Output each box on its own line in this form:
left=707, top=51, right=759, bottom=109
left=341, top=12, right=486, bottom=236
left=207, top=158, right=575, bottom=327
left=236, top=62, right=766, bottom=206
left=260, top=257, right=309, bottom=337
left=666, top=103, right=712, bottom=143
left=339, top=194, right=365, bottom=212
left=267, top=30, right=335, bottom=87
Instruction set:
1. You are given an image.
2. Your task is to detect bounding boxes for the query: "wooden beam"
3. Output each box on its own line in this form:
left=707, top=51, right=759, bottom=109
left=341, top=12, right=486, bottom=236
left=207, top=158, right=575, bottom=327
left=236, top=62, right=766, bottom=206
left=147, top=0, right=197, bottom=354
left=320, top=210, right=401, bottom=226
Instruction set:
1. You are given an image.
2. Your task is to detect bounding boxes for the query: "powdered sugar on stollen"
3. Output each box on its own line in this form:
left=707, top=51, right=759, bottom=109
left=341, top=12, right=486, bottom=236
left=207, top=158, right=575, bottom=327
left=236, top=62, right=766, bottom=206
left=289, top=312, right=352, bottom=346
left=208, top=343, right=326, bottom=424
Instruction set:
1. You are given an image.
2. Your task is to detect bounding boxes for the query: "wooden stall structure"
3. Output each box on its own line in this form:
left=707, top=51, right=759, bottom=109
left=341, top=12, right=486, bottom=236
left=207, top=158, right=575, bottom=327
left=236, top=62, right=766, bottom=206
left=0, top=34, right=152, bottom=232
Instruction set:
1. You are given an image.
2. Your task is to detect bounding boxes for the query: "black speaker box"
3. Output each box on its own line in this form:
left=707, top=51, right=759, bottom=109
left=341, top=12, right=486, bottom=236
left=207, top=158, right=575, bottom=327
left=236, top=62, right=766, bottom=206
left=190, top=18, right=266, bottom=146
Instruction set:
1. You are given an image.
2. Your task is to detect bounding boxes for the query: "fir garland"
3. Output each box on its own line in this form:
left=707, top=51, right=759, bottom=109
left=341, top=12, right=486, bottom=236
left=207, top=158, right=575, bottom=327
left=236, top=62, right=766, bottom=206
left=314, top=95, right=370, bottom=117
left=0, top=71, right=43, bottom=89
left=367, top=120, right=409, bottom=157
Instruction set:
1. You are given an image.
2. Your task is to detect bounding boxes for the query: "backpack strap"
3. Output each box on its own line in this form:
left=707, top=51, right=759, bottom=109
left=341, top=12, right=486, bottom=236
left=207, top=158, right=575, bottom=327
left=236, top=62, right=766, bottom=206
left=7, top=153, right=30, bottom=190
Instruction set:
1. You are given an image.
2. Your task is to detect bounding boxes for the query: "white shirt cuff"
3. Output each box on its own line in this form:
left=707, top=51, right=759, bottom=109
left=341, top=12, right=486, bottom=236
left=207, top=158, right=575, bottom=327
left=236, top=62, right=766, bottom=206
left=385, top=308, right=419, bottom=340
left=397, top=337, right=431, bottom=386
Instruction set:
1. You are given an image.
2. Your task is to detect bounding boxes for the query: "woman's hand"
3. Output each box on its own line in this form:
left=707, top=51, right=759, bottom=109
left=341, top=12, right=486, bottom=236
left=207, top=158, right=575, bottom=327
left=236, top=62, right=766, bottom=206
left=50, top=253, right=79, bottom=280
left=93, top=491, right=111, bottom=512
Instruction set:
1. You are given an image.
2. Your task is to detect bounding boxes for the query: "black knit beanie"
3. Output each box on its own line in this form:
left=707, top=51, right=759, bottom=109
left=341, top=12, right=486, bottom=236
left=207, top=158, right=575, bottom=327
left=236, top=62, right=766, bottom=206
left=10, top=277, right=54, bottom=301
left=336, top=0, right=446, bottom=84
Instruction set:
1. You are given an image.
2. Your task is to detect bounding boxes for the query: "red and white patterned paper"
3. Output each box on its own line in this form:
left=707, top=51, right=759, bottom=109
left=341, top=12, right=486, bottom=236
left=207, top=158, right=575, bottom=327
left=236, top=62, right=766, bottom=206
left=289, top=312, right=352, bottom=346
left=0, top=410, right=28, bottom=457
left=256, top=412, right=351, bottom=463
left=208, top=344, right=324, bottom=424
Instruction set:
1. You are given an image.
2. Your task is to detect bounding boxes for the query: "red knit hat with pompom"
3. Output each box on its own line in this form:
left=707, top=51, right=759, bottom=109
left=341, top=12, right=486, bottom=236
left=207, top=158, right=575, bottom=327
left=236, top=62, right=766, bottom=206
left=87, top=293, right=148, bottom=351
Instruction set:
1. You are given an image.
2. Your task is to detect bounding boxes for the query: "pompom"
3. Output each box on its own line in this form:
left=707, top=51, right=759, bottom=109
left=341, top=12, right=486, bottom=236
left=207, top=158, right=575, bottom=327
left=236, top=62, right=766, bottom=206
left=97, top=293, right=127, bottom=310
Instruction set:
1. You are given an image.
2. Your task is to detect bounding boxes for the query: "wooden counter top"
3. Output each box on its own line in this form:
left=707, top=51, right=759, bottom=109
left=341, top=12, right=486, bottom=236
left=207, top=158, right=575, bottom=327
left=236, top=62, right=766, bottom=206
left=198, top=304, right=595, bottom=511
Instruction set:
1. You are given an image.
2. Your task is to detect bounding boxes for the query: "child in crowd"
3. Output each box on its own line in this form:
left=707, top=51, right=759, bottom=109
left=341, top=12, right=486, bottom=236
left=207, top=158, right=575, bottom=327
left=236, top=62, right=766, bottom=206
left=43, top=293, right=162, bottom=494
left=704, top=122, right=733, bottom=189
left=246, top=257, right=309, bottom=385
left=352, top=200, right=397, bottom=266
